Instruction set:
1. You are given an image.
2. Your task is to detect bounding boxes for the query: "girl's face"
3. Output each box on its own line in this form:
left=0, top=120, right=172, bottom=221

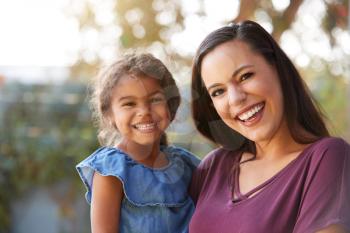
left=200, top=40, right=288, bottom=144
left=109, top=75, right=171, bottom=146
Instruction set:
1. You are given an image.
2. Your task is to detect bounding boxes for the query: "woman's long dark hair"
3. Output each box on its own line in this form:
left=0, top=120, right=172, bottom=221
left=191, top=20, right=329, bottom=153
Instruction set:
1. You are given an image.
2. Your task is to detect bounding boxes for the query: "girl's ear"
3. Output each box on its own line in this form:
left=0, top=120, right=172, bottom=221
left=166, top=104, right=172, bottom=122
left=106, top=110, right=118, bottom=130
left=109, top=120, right=118, bottom=130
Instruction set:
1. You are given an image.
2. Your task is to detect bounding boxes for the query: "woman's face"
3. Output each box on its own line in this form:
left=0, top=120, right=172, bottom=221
left=200, top=40, right=287, bottom=144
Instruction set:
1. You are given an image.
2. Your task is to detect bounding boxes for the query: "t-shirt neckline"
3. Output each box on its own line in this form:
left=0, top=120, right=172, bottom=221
left=231, top=140, right=321, bottom=203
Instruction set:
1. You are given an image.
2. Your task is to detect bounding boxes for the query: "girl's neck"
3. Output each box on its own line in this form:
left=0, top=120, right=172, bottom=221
left=117, top=140, right=168, bottom=168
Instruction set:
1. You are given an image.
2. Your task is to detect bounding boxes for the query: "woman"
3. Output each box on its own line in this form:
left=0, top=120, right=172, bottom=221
left=189, top=20, right=350, bottom=233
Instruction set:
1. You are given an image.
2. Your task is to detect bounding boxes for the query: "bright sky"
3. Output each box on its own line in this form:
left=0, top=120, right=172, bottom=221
left=0, top=0, right=289, bottom=67
left=0, top=0, right=79, bottom=67
left=0, top=0, right=348, bottom=83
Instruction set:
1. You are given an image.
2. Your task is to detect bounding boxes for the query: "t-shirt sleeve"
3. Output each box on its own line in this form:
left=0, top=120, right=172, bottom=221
left=294, top=138, right=350, bottom=233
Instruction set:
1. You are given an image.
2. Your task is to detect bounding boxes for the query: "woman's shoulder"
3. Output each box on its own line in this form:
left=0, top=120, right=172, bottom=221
left=197, top=147, right=238, bottom=170
left=303, top=137, right=350, bottom=167
left=307, top=137, right=349, bottom=156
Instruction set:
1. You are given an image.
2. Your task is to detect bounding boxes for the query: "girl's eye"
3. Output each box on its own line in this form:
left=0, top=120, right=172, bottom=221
left=121, top=102, right=135, bottom=107
left=210, top=89, right=224, bottom=97
left=150, top=95, right=165, bottom=103
left=240, top=72, right=254, bottom=82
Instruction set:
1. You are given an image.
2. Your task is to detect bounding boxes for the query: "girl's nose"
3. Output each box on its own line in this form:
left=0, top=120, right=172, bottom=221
left=227, top=84, right=247, bottom=106
left=137, top=103, right=151, bottom=116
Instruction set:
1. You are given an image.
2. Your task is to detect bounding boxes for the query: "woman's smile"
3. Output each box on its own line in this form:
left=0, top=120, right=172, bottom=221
left=201, top=40, right=286, bottom=143
left=234, top=102, right=265, bottom=126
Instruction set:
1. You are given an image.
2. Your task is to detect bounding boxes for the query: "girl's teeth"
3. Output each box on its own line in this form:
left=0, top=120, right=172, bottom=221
left=238, top=104, right=263, bottom=121
left=135, top=123, right=156, bottom=130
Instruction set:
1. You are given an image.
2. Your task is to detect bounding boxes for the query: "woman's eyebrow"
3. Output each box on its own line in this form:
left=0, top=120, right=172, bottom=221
left=207, top=64, right=254, bottom=91
left=231, top=64, right=254, bottom=78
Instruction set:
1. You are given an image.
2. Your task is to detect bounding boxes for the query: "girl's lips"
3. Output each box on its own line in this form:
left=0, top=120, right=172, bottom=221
left=132, top=122, right=158, bottom=133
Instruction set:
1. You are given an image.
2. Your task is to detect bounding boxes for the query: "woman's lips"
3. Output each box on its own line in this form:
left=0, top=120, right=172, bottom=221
left=235, top=102, right=265, bottom=126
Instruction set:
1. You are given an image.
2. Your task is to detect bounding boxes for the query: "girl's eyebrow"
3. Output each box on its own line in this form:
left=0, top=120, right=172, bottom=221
left=149, top=90, right=165, bottom=96
left=118, top=90, right=165, bottom=102
left=118, top=96, right=135, bottom=102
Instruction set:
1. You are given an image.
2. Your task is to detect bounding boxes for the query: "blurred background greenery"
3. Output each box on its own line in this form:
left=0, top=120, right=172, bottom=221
left=0, top=0, right=349, bottom=232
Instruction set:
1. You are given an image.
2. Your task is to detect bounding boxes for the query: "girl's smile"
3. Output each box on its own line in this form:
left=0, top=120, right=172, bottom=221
left=109, top=74, right=171, bottom=146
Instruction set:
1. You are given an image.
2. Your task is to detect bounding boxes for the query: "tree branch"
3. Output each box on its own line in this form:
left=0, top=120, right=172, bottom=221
left=272, top=0, right=304, bottom=41
left=232, top=0, right=258, bottom=22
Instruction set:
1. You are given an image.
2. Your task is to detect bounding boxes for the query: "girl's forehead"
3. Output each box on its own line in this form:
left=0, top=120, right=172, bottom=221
left=112, top=74, right=163, bottom=98
left=117, top=74, right=160, bottom=85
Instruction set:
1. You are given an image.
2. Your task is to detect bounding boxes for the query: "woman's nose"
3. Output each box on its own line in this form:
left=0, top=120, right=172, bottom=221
left=227, top=84, right=246, bottom=106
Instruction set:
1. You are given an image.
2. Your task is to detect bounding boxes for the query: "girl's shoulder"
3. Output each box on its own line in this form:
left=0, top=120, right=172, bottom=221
left=76, top=146, right=197, bottom=206
left=163, top=145, right=201, bottom=169
left=76, top=147, right=136, bottom=175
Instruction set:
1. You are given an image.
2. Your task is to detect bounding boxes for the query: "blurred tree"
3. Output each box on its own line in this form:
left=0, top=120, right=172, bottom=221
left=233, top=0, right=305, bottom=40
left=0, top=82, right=99, bottom=231
left=66, top=0, right=349, bottom=139
left=67, top=0, right=349, bottom=68
left=67, top=0, right=188, bottom=80
left=233, top=0, right=349, bottom=42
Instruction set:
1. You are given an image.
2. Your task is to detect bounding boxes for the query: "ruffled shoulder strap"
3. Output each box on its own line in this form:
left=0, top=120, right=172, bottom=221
left=163, top=145, right=200, bottom=170
left=76, top=146, right=198, bottom=206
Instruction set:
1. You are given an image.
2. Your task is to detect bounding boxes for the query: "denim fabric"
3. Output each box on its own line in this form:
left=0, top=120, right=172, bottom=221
left=76, top=145, right=200, bottom=233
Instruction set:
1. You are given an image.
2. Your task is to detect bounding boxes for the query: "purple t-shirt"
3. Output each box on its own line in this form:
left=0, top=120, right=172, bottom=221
left=189, top=137, right=350, bottom=233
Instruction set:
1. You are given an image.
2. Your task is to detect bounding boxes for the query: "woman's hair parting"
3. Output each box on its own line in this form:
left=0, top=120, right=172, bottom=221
left=90, top=53, right=181, bottom=146
left=191, top=20, right=329, bottom=152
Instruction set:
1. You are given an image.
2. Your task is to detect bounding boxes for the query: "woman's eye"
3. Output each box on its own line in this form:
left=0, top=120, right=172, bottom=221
left=211, top=89, right=224, bottom=97
left=240, top=72, right=254, bottom=82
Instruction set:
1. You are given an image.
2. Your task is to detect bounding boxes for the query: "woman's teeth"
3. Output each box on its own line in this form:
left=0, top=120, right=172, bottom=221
left=238, top=104, right=264, bottom=121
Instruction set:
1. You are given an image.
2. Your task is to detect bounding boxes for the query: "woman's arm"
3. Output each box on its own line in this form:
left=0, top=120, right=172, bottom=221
left=316, top=224, right=349, bottom=233
left=91, top=172, right=124, bottom=233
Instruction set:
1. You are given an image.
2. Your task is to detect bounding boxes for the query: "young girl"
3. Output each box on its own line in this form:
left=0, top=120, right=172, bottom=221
left=76, top=53, right=200, bottom=233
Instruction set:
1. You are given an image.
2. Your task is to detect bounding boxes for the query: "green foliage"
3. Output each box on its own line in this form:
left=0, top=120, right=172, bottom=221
left=115, top=0, right=183, bottom=48
left=303, top=63, right=349, bottom=137
left=0, top=82, right=99, bottom=230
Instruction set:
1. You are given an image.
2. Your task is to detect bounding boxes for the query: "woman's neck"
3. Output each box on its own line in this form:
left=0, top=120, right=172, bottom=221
left=254, top=122, right=309, bottom=160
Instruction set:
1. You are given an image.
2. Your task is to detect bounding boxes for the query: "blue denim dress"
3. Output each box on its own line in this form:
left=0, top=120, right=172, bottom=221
left=76, top=145, right=200, bottom=233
